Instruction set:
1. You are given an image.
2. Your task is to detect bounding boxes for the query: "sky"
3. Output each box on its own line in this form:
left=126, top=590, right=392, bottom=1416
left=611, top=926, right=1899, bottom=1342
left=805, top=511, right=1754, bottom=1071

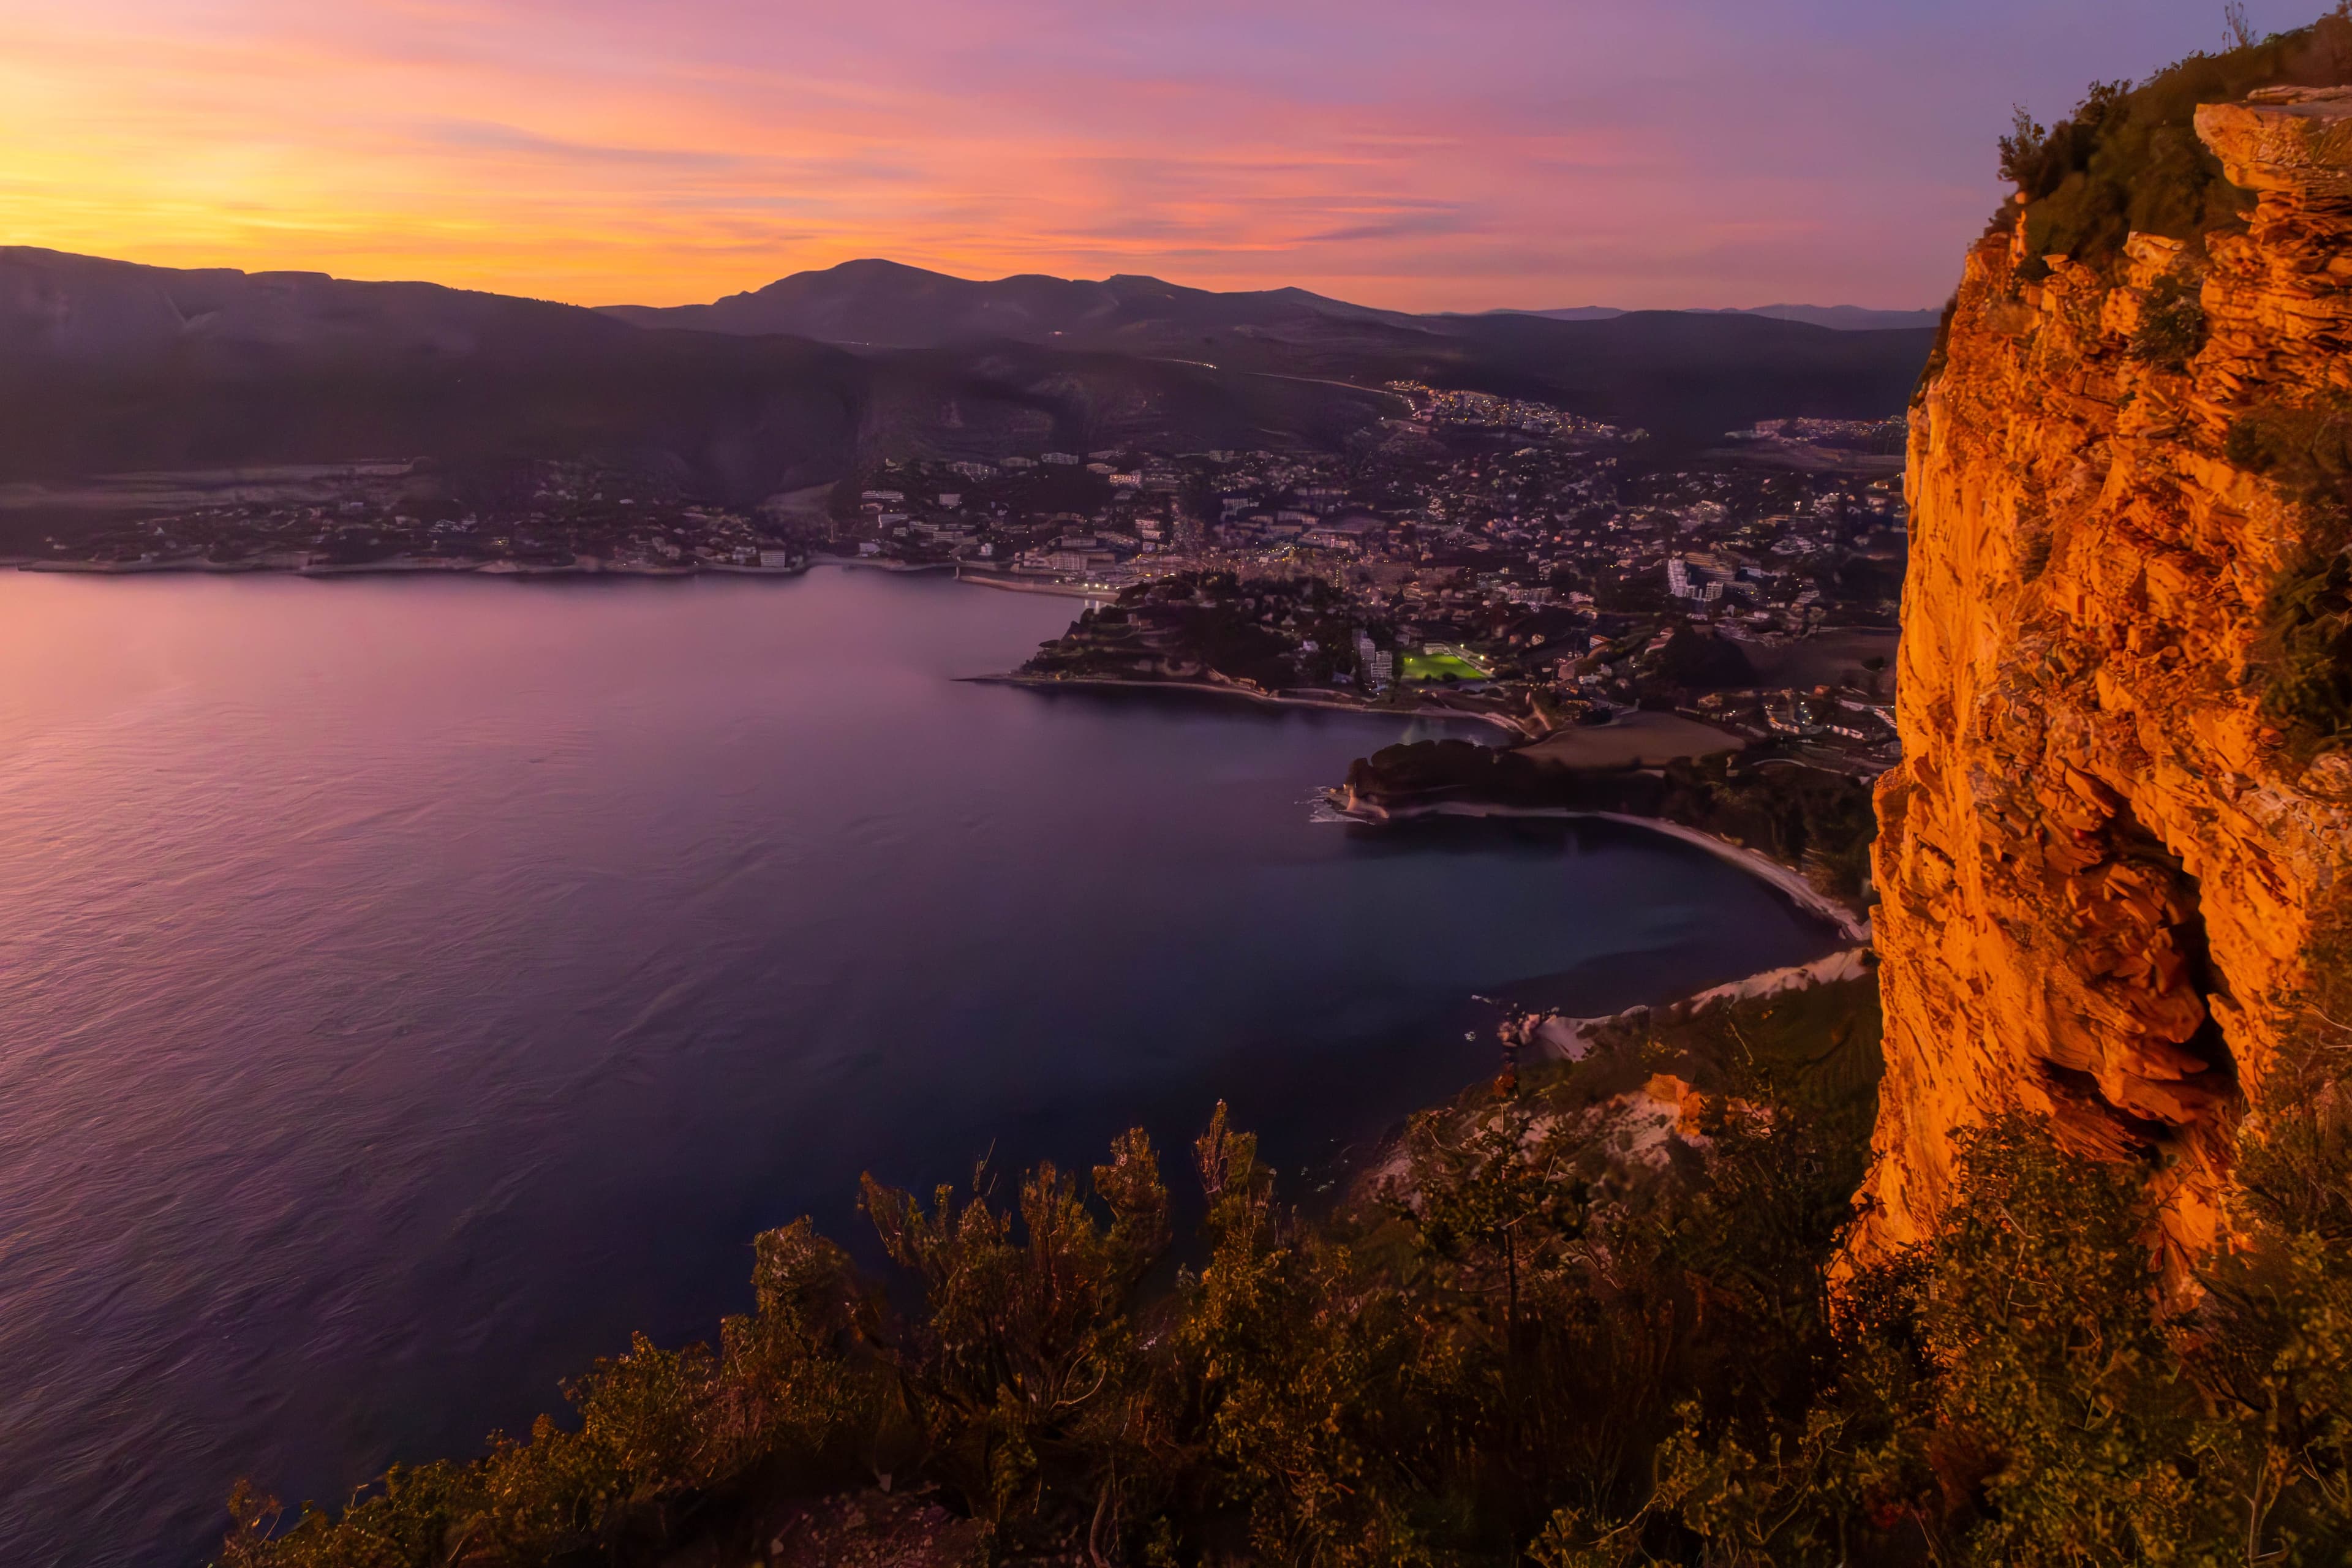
left=0, top=0, right=2328, bottom=311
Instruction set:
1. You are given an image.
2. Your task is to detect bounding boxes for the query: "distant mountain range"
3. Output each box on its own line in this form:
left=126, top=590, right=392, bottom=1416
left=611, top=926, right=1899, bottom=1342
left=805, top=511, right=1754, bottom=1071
left=601, top=257, right=1943, bottom=345
left=598, top=258, right=1423, bottom=349
left=0, top=249, right=1936, bottom=521
left=1482, top=304, right=1944, bottom=331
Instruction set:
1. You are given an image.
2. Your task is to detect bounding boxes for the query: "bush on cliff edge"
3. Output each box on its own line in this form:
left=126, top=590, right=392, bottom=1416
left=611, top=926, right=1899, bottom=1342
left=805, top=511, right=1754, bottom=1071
left=219, top=1052, right=2352, bottom=1567
left=1994, top=10, right=2352, bottom=276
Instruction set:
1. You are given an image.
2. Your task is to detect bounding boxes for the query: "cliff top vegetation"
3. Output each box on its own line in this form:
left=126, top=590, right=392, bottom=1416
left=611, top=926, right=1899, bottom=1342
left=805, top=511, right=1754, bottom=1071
left=1995, top=6, right=2352, bottom=276
left=213, top=982, right=2352, bottom=1566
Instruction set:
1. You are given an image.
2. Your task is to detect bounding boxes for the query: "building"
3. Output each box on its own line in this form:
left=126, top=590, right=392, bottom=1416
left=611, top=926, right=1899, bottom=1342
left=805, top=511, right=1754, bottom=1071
left=1666, top=556, right=1724, bottom=604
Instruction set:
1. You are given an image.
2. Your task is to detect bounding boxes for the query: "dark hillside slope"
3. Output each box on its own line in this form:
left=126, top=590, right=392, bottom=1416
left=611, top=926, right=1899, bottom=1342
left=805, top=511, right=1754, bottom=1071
left=0, top=247, right=1931, bottom=504
left=0, top=247, right=870, bottom=499
left=1479, top=304, right=1943, bottom=330
left=1430, top=310, right=1937, bottom=440
left=0, top=251, right=1400, bottom=500
left=1162, top=307, right=1936, bottom=441
left=610, top=260, right=1934, bottom=443
left=598, top=257, right=1429, bottom=349
left=851, top=342, right=1401, bottom=461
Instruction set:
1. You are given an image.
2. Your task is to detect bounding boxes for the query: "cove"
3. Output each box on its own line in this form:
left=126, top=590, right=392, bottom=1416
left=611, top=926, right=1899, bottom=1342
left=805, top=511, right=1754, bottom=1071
left=0, top=568, right=1843, bottom=1565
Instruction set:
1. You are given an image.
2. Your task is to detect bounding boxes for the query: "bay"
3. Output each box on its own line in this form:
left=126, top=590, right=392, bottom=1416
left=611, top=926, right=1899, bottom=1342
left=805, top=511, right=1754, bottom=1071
left=0, top=568, right=1841, bottom=1564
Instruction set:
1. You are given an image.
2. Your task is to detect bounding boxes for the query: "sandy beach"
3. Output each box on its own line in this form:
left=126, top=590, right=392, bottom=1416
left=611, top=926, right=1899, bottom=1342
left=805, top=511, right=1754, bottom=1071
left=1323, top=796, right=1868, bottom=941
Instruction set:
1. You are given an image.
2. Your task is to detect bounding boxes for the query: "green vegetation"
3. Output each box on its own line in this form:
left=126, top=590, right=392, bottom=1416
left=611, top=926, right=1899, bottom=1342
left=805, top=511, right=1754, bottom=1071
left=1994, top=9, right=2352, bottom=276
left=1340, top=742, right=1878, bottom=903
left=2226, top=396, right=2352, bottom=750
left=1529, top=972, right=1885, bottom=1168
left=1021, top=573, right=1363, bottom=692
left=1653, top=752, right=1879, bottom=900
left=2257, top=547, right=2352, bottom=751
left=1341, top=737, right=1561, bottom=809
left=1988, top=10, right=2352, bottom=752
left=2128, top=266, right=2211, bottom=370
left=217, top=973, right=2352, bottom=1567
left=1642, top=626, right=1755, bottom=696
left=1400, top=652, right=1490, bottom=685
left=1913, top=293, right=1960, bottom=408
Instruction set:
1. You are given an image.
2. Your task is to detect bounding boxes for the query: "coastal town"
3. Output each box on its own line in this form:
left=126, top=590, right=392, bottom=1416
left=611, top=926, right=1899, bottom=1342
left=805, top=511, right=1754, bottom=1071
left=850, top=396, right=1914, bottom=780
left=15, top=391, right=1909, bottom=779
left=9, top=459, right=811, bottom=577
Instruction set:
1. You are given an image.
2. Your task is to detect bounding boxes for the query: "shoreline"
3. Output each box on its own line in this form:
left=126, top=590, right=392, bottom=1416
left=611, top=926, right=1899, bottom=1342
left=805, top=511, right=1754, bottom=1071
left=805, top=554, right=958, bottom=575
left=1325, top=796, right=1869, bottom=941
left=1528, top=948, right=1877, bottom=1063
left=965, top=671, right=1534, bottom=735
left=15, top=554, right=813, bottom=579
left=951, top=571, right=1114, bottom=601
left=1350, top=943, right=1876, bottom=1197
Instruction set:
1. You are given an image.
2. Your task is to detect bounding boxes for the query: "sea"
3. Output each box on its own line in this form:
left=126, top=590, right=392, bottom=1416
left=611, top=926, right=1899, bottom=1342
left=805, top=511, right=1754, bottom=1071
left=0, top=567, right=1844, bottom=1564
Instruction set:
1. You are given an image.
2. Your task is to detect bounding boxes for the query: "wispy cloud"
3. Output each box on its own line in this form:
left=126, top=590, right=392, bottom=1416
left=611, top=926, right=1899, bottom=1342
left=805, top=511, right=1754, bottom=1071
left=0, top=0, right=2314, bottom=309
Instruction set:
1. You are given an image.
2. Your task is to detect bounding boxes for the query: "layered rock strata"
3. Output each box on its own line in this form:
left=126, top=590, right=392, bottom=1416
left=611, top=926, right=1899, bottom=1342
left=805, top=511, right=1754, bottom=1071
left=1861, top=89, right=2352, bottom=1263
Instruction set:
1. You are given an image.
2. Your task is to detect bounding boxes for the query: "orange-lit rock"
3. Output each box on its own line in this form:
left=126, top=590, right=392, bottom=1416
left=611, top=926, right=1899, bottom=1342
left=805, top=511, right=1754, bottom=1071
left=1858, top=90, right=2352, bottom=1271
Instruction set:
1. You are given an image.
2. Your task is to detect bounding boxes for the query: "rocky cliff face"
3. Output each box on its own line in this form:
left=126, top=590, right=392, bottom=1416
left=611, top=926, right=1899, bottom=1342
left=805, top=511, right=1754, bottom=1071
left=1862, top=89, right=2352, bottom=1267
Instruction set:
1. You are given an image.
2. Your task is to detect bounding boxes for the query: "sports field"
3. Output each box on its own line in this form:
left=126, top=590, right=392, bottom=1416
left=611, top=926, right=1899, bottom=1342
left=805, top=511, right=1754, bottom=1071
left=1398, top=651, right=1488, bottom=682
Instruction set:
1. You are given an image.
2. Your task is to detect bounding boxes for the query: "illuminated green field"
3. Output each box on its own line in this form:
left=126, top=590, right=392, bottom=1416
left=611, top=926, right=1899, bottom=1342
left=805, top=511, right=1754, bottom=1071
left=1399, top=652, right=1488, bottom=682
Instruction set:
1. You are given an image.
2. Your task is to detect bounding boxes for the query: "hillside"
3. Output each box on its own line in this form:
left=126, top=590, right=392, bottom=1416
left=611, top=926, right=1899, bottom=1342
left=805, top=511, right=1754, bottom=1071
left=0, top=247, right=870, bottom=503
left=597, top=257, right=1430, bottom=348
left=605, top=259, right=1937, bottom=442
left=0, top=249, right=1415, bottom=526
left=0, top=248, right=1928, bottom=529
left=1490, top=303, right=1945, bottom=330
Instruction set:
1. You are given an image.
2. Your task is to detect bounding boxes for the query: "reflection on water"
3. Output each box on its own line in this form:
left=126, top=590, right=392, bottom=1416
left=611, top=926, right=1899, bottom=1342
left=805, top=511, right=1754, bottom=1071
left=0, top=568, right=1840, bottom=1565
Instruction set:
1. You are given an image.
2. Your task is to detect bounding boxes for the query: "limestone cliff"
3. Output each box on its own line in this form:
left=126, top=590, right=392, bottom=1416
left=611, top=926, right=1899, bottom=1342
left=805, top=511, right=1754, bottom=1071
left=1861, top=89, right=2352, bottom=1265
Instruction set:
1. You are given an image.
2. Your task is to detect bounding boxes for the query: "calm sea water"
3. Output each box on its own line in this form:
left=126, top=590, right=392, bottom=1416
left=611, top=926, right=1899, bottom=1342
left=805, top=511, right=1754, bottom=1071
left=0, top=568, right=1839, bottom=1565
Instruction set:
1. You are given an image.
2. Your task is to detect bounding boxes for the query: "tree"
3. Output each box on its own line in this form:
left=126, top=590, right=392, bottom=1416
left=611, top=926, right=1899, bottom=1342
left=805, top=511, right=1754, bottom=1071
left=1997, top=105, right=2050, bottom=189
left=859, top=1130, right=1171, bottom=1550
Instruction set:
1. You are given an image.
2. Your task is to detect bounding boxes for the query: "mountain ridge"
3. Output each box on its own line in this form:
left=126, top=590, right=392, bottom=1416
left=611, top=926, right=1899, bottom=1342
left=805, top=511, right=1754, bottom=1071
left=595, top=257, right=1444, bottom=349
left=599, top=257, right=1940, bottom=339
left=0, top=245, right=1932, bottom=525
left=1474, top=303, right=1943, bottom=330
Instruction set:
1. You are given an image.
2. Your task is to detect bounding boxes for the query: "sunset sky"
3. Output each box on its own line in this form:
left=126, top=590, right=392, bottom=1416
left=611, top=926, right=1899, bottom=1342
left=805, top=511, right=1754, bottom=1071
left=0, top=0, right=2321, bottom=311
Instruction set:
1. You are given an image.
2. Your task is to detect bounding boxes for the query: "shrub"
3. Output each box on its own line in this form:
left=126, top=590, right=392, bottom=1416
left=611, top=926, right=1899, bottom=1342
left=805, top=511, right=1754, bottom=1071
left=225, top=1096, right=2352, bottom=1566
left=1996, top=16, right=2352, bottom=277
left=2128, top=267, right=2209, bottom=370
left=2228, top=395, right=2352, bottom=749
left=859, top=1130, right=1172, bottom=1548
left=1920, top=1121, right=2220, bottom=1560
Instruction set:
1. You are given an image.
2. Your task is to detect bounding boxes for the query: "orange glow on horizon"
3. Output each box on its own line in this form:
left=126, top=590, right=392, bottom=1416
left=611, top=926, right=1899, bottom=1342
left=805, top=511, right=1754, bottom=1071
left=0, top=0, right=2250, bottom=312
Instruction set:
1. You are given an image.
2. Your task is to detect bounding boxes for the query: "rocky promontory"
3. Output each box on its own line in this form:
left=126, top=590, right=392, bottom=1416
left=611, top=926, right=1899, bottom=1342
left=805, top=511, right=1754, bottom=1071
left=1861, top=81, right=2352, bottom=1266
left=1334, top=737, right=1879, bottom=917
